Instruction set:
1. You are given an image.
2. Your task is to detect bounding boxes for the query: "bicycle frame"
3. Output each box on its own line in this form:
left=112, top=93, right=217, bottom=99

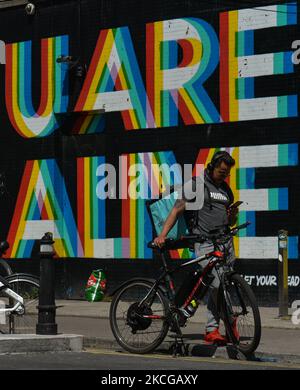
left=138, top=248, right=229, bottom=319
left=0, top=279, right=24, bottom=315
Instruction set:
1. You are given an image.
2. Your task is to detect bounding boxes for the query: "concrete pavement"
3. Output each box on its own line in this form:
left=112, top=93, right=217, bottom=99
left=0, top=299, right=300, bottom=364
left=54, top=300, right=300, bottom=363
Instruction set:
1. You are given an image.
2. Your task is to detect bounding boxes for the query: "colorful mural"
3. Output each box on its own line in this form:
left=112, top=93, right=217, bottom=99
left=0, top=0, right=299, bottom=302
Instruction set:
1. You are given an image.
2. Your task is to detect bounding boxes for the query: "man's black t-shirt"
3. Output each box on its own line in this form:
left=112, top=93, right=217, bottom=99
left=183, top=170, right=233, bottom=235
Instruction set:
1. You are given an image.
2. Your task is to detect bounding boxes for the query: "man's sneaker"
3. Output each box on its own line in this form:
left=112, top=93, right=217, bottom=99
left=204, top=328, right=227, bottom=346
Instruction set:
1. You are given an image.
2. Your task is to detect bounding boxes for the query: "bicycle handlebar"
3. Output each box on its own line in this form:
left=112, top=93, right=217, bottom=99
left=180, top=221, right=251, bottom=242
left=147, top=222, right=251, bottom=250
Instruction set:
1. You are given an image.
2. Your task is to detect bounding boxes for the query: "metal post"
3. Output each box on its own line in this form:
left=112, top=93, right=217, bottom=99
left=278, top=230, right=289, bottom=318
left=36, top=232, right=57, bottom=335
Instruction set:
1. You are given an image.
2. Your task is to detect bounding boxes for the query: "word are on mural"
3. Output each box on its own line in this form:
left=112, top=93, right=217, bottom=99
left=4, top=2, right=297, bottom=137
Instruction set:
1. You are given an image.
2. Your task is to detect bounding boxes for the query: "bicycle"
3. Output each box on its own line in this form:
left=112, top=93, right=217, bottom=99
left=0, top=241, right=40, bottom=334
left=109, top=222, right=261, bottom=357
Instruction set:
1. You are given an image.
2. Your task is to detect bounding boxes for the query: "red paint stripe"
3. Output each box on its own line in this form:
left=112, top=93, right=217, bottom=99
left=6, top=160, right=35, bottom=258
left=220, top=12, right=230, bottom=122
left=193, top=148, right=210, bottom=176
left=5, top=44, right=21, bottom=136
left=178, top=39, right=194, bottom=68
left=75, top=30, right=109, bottom=112
left=178, top=93, right=196, bottom=125
left=146, top=23, right=155, bottom=119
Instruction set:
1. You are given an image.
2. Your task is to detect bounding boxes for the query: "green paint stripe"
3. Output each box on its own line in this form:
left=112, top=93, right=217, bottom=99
left=89, top=158, right=95, bottom=239
left=114, top=238, right=122, bottom=258
left=236, top=31, right=244, bottom=57
left=274, top=52, right=284, bottom=75
left=162, top=90, right=170, bottom=127
left=278, top=96, right=288, bottom=118
left=277, top=5, right=287, bottom=26
left=237, top=211, right=247, bottom=237
left=237, top=168, right=246, bottom=190
left=278, top=144, right=288, bottom=166
left=54, top=37, right=62, bottom=112
left=236, top=79, right=245, bottom=100
left=268, top=188, right=278, bottom=211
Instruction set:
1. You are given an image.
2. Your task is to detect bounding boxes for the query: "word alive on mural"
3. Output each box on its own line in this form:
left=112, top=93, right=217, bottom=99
left=4, top=143, right=298, bottom=260
left=3, top=2, right=298, bottom=137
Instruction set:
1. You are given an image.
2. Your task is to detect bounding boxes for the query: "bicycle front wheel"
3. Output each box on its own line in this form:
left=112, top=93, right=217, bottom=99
left=220, top=273, right=261, bottom=355
left=0, top=274, right=40, bottom=334
left=109, top=280, right=169, bottom=354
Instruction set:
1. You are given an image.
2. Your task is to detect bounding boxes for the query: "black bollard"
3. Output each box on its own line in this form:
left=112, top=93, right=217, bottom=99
left=36, top=232, right=58, bottom=335
left=278, top=229, right=289, bottom=318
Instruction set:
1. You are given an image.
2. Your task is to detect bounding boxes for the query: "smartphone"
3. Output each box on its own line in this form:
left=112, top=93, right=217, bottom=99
left=229, top=201, right=243, bottom=209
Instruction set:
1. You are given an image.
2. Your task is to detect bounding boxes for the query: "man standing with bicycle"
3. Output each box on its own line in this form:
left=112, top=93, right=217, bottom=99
left=154, top=151, right=239, bottom=345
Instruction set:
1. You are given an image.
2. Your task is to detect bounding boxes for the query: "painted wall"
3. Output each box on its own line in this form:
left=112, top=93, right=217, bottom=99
left=0, top=0, right=299, bottom=304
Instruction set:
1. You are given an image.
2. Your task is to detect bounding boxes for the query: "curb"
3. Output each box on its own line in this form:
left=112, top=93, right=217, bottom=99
left=0, top=334, right=83, bottom=354
left=82, top=336, right=300, bottom=364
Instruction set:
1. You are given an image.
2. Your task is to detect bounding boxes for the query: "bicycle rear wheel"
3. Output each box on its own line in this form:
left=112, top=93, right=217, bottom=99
left=220, top=273, right=261, bottom=355
left=109, top=280, right=169, bottom=354
left=0, top=274, right=40, bottom=334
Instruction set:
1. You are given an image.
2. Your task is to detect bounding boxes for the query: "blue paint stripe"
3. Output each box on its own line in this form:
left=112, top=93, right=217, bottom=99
left=288, top=144, right=298, bottom=165
left=169, top=93, right=178, bottom=127
left=246, top=211, right=255, bottom=236
left=244, top=30, right=254, bottom=56
left=22, top=41, right=35, bottom=117
left=286, top=3, right=297, bottom=25
left=284, top=51, right=294, bottom=73
left=244, top=78, right=254, bottom=99
left=169, top=41, right=178, bottom=68
left=288, top=236, right=298, bottom=259
left=24, top=240, right=34, bottom=258
left=246, top=168, right=255, bottom=189
left=279, top=188, right=288, bottom=210
left=287, top=95, right=298, bottom=117
left=60, top=35, right=69, bottom=111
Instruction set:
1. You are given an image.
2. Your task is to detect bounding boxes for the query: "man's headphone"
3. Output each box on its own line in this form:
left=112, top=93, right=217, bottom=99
left=207, top=151, right=232, bottom=173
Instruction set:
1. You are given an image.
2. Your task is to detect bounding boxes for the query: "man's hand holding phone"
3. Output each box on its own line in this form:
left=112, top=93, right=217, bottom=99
left=229, top=200, right=243, bottom=210
left=227, top=201, right=243, bottom=225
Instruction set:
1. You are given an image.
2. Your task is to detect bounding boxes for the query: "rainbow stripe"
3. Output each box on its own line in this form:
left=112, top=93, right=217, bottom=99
left=6, top=36, right=69, bottom=138
left=75, top=27, right=149, bottom=130
left=146, top=18, right=220, bottom=128
left=77, top=156, right=106, bottom=257
left=6, top=159, right=80, bottom=258
left=220, top=3, right=297, bottom=122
